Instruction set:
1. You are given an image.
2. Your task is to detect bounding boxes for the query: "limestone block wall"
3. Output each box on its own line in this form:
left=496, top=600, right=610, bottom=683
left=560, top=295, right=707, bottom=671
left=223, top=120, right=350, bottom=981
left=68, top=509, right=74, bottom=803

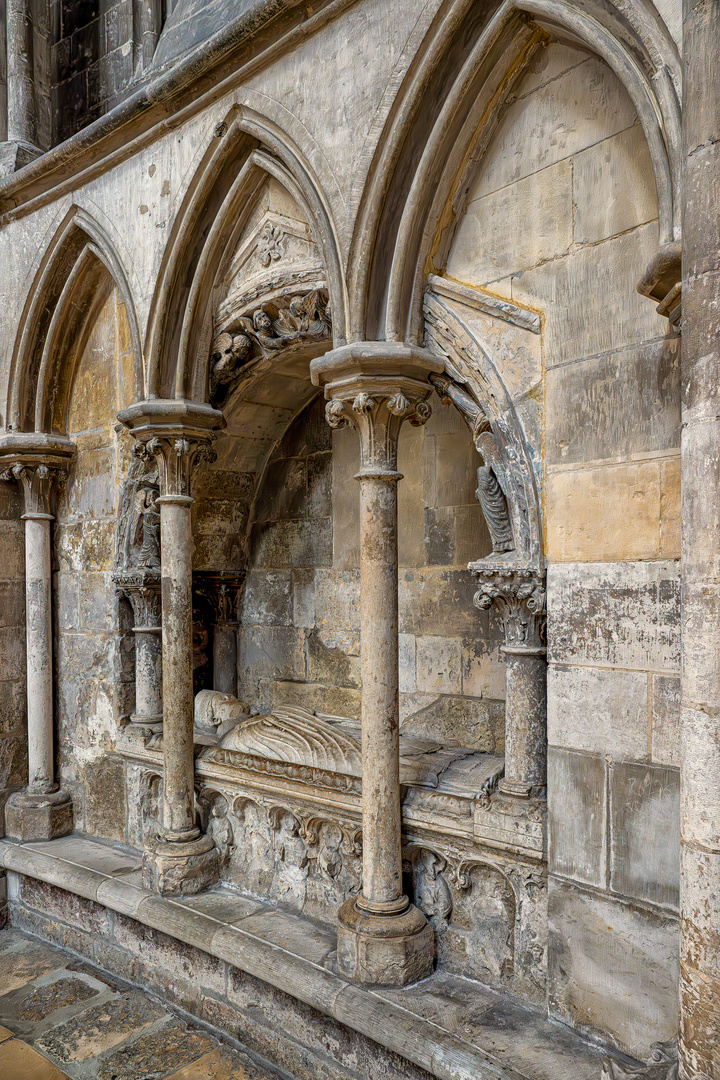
left=444, top=38, right=680, bottom=1058
left=54, top=288, right=136, bottom=841
left=237, top=395, right=506, bottom=751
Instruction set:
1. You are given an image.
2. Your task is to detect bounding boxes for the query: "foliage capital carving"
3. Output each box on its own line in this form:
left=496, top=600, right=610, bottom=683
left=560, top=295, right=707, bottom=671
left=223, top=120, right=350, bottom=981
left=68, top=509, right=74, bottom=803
left=473, top=568, right=546, bottom=650
left=133, top=434, right=216, bottom=499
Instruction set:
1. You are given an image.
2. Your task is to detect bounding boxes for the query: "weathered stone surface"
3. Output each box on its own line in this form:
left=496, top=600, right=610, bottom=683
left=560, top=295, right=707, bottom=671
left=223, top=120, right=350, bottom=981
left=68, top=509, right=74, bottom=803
left=547, top=561, right=680, bottom=670
left=548, top=665, right=648, bottom=758
left=548, top=881, right=679, bottom=1059
left=609, top=762, right=680, bottom=908
left=548, top=749, right=606, bottom=888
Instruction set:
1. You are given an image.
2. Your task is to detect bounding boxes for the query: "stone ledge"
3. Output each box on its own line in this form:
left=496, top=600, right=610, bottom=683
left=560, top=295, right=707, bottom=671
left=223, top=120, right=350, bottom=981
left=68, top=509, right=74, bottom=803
left=0, top=834, right=613, bottom=1080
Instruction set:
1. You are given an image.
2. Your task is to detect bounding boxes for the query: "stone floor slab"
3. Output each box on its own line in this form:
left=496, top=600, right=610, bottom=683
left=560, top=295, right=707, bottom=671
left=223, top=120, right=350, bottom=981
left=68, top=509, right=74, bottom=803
left=164, top=1046, right=285, bottom=1079
left=0, top=1036, right=72, bottom=1079
left=95, top=1022, right=218, bottom=1080
left=34, top=990, right=168, bottom=1062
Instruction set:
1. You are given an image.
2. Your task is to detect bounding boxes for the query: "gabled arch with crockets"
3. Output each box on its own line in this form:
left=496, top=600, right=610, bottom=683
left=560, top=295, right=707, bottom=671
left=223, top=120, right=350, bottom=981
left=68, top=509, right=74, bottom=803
left=5, top=205, right=143, bottom=434
left=142, top=104, right=348, bottom=405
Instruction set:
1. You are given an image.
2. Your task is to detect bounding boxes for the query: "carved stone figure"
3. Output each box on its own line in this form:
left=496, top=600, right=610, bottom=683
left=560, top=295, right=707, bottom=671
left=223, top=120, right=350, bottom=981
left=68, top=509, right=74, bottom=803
left=430, top=371, right=514, bottom=553
left=272, top=809, right=309, bottom=907
left=257, top=221, right=285, bottom=267
left=209, top=331, right=252, bottom=404
left=140, top=774, right=162, bottom=845
left=194, top=689, right=251, bottom=739
left=134, top=486, right=161, bottom=568
left=206, top=796, right=234, bottom=868
left=414, top=850, right=453, bottom=921
left=209, top=290, right=331, bottom=405
left=236, top=799, right=274, bottom=895
left=201, top=696, right=362, bottom=776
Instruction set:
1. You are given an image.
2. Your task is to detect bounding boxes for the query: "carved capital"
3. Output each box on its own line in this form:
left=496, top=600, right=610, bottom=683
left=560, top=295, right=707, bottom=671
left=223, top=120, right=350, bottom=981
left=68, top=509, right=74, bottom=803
left=473, top=569, right=546, bottom=651
left=133, top=435, right=216, bottom=499
left=115, top=571, right=162, bottom=628
left=194, top=572, right=245, bottom=625
left=324, top=383, right=432, bottom=474
left=0, top=460, right=66, bottom=516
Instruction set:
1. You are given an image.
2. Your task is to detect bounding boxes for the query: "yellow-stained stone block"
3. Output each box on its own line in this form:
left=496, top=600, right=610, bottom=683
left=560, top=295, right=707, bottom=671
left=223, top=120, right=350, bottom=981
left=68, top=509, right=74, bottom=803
left=660, top=455, right=681, bottom=559
left=0, top=1039, right=72, bottom=1080
left=67, top=292, right=119, bottom=433
left=546, top=459, right=672, bottom=561
left=0, top=1025, right=13, bottom=1044
left=164, top=1047, right=265, bottom=1079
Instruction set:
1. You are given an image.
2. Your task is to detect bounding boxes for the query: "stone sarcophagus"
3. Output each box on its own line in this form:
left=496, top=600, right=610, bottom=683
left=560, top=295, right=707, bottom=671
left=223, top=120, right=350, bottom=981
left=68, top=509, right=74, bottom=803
left=119, top=694, right=547, bottom=1003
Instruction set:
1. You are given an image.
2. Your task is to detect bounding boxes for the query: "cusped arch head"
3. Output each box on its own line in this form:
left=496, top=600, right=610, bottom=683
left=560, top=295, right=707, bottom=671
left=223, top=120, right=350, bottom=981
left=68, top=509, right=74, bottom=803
left=350, top=0, right=681, bottom=344
left=144, top=106, right=347, bottom=405
left=6, top=206, right=143, bottom=434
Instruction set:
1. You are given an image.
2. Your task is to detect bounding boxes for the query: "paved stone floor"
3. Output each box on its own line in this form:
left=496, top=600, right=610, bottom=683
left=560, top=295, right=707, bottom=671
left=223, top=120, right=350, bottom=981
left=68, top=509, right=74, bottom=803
left=0, top=926, right=291, bottom=1080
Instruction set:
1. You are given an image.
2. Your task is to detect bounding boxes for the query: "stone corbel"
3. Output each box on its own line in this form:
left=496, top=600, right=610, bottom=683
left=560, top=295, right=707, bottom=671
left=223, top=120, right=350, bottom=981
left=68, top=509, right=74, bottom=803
left=637, top=243, right=681, bottom=329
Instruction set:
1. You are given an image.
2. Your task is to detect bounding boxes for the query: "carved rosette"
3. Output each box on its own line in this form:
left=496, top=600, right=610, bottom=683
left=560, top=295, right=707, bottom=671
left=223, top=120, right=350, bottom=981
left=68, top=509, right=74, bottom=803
left=473, top=569, right=546, bottom=652
left=324, top=385, right=432, bottom=475
left=133, top=436, right=217, bottom=499
left=0, top=461, right=67, bottom=516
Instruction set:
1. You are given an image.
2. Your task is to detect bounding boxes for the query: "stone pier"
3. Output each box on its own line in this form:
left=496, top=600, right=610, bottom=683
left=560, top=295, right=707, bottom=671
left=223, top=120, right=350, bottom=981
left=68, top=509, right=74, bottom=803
left=679, top=0, right=720, bottom=1070
left=312, top=342, right=442, bottom=987
left=117, top=401, right=224, bottom=897
left=0, top=435, right=75, bottom=841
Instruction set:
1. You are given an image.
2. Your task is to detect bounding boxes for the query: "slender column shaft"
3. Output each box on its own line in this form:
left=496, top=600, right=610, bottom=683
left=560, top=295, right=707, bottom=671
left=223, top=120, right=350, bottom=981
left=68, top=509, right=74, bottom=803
left=134, top=626, right=162, bottom=723
left=213, top=624, right=237, bottom=696
left=473, top=570, right=547, bottom=799
left=6, top=0, right=35, bottom=145
left=680, top=0, right=720, bottom=1066
left=501, top=648, right=547, bottom=794
left=359, top=474, right=402, bottom=908
left=23, top=513, right=54, bottom=792
left=159, top=495, right=198, bottom=841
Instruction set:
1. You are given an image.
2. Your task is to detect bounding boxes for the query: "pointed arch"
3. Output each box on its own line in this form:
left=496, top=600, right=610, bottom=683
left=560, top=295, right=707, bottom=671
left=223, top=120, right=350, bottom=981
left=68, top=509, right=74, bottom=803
left=348, top=0, right=681, bottom=344
left=6, top=205, right=143, bottom=433
left=143, top=105, right=347, bottom=404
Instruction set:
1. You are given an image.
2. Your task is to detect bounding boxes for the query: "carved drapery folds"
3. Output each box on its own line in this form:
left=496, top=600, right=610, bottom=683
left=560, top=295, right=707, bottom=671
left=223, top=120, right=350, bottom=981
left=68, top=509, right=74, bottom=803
left=601, top=1040, right=678, bottom=1079
left=430, top=372, right=514, bottom=554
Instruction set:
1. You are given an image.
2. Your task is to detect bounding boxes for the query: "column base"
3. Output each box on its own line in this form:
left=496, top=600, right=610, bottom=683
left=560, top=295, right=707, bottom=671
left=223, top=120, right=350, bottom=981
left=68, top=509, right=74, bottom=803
left=336, top=896, right=434, bottom=987
left=4, top=790, right=73, bottom=842
left=142, top=834, right=219, bottom=897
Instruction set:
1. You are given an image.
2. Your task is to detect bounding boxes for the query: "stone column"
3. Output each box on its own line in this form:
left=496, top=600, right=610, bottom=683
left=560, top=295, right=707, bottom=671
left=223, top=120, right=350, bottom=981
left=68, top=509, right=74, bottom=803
left=117, top=400, right=224, bottom=896
left=115, top=573, right=163, bottom=730
left=2, top=0, right=41, bottom=175
left=0, top=437, right=75, bottom=840
left=679, top=0, right=720, bottom=1070
left=312, top=342, right=442, bottom=987
left=472, top=568, right=547, bottom=799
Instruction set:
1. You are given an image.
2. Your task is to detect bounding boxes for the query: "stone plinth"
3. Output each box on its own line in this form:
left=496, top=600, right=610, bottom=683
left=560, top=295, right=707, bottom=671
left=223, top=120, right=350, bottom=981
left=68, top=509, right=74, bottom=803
left=5, top=790, right=73, bottom=842
left=337, top=896, right=434, bottom=987
left=142, top=834, right=220, bottom=897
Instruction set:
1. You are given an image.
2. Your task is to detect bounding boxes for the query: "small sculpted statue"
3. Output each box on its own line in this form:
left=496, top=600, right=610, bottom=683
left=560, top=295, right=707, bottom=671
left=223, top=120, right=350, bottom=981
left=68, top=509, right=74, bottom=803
left=134, top=486, right=161, bottom=568
left=430, top=372, right=515, bottom=554
left=194, top=691, right=362, bottom=774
